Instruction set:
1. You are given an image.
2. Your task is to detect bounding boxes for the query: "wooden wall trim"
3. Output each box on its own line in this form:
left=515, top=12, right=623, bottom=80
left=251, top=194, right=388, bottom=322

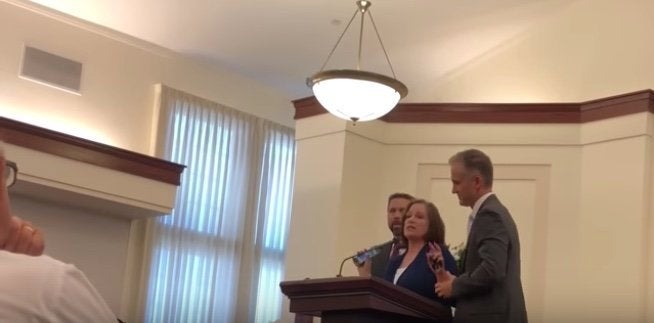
left=380, top=103, right=581, bottom=123
left=579, top=90, right=654, bottom=123
left=292, top=89, right=654, bottom=124
left=292, top=96, right=326, bottom=119
left=0, top=117, right=185, bottom=185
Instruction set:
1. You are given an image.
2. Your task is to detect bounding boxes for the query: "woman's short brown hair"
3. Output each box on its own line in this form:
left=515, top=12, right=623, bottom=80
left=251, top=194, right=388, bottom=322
left=401, top=199, right=445, bottom=245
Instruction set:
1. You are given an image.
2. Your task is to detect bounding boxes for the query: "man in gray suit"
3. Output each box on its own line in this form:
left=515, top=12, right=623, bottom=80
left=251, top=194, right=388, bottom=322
left=355, top=192, right=413, bottom=277
left=433, top=149, right=527, bottom=323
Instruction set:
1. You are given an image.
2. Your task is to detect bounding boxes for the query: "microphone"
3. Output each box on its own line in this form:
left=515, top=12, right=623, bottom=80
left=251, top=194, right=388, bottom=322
left=336, top=240, right=392, bottom=277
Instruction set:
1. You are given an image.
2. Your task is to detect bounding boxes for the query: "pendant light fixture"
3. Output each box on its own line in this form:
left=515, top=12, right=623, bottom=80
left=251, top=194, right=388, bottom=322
left=307, top=0, right=408, bottom=123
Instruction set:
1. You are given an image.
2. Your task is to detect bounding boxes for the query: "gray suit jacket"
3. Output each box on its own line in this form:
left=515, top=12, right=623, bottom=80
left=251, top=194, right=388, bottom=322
left=452, top=194, right=527, bottom=323
left=370, top=240, right=393, bottom=278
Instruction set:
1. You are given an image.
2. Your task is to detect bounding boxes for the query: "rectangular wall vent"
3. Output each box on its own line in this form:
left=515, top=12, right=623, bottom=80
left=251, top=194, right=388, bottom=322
left=20, top=46, right=82, bottom=94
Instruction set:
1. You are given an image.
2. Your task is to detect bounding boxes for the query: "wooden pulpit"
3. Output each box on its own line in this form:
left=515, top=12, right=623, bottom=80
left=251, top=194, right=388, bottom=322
left=280, top=276, right=452, bottom=323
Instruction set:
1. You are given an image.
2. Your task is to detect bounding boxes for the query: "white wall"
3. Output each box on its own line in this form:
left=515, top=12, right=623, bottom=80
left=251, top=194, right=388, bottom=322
left=285, top=111, right=654, bottom=322
left=285, top=118, right=388, bottom=281
left=0, top=0, right=294, bottom=154
left=576, top=114, right=652, bottom=322
left=648, top=115, right=654, bottom=323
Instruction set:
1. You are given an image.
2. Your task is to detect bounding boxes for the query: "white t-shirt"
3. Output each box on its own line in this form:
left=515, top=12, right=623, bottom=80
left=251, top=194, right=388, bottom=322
left=0, top=251, right=117, bottom=323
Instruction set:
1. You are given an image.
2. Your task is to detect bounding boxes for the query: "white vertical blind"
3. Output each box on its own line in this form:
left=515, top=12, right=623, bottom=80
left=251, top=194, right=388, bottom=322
left=144, top=86, right=295, bottom=322
left=253, top=121, right=295, bottom=322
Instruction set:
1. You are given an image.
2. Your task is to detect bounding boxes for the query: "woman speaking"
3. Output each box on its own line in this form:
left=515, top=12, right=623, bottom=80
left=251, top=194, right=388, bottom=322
left=384, top=199, right=458, bottom=309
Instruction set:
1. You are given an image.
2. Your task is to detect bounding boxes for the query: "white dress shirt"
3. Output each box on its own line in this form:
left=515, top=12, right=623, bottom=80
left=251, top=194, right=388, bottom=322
left=468, top=192, right=494, bottom=234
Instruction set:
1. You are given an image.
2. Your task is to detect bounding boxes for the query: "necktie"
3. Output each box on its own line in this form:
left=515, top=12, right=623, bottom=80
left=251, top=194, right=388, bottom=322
left=390, top=243, right=400, bottom=259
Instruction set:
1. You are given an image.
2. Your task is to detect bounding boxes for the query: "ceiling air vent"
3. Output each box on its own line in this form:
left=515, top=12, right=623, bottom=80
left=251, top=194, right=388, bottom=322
left=20, top=46, right=82, bottom=94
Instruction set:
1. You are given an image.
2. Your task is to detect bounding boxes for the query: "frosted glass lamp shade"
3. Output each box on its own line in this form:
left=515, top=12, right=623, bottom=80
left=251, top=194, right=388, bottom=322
left=308, top=69, right=408, bottom=122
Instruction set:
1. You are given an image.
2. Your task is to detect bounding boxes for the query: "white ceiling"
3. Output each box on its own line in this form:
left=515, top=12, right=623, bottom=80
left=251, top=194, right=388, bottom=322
left=27, top=0, right=576, bottom=102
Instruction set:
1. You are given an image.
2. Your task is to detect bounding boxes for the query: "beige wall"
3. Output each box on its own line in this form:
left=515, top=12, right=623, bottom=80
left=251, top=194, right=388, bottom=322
left=431, top=0, right=654, bottom=103
left=285, top=111, right=653, bottom=322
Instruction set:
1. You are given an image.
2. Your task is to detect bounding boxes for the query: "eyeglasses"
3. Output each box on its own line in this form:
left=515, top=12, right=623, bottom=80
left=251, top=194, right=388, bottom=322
left=5, top=161, right=17, bottom=188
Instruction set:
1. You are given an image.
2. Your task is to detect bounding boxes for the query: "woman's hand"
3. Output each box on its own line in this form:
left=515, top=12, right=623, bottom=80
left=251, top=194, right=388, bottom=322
left=426, top=241, right=444, bottom=275
left=428, top=241, right=456, bottom=298
left=352, top=249, right=372, bottom=277
left=355, top=259, right=372, bottom=277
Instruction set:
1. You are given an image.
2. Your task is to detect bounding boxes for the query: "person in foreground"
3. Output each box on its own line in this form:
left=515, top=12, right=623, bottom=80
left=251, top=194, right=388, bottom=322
left=384, top=198, right=457, bottom=311
left=431, top=149, right=527, bottom=323
left=0, top=149, right=117, bottom=322
left=355, top=192, right=413, bottom=277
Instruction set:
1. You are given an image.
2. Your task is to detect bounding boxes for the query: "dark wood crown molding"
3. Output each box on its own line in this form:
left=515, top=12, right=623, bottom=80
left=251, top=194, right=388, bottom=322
left=0, top=117, right=185, bottom=185
left=292, top=89, right=654, bottom=123
left=579, top=90, right=654, bottom=123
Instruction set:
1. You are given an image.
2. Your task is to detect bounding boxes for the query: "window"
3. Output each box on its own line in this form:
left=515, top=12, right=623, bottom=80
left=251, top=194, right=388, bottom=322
left=144, top=86, right=295, bottom=322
